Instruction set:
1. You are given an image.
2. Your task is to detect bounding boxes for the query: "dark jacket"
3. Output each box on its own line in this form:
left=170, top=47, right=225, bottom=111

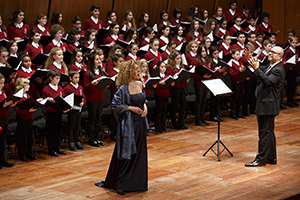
left=254, top=62, right=285, bottom=116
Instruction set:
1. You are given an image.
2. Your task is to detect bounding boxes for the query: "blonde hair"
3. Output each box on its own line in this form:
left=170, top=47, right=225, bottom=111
left=167, top=51, right=183, bottom=70
left=290, top=36, right=298, bottom=43
left=15, top=77, right=30, bottom=92
left=116, top=60, right=138, bottom=88
left=44, top=47, right=68, bottom=74
left=138, top=59, right=150, bottom=83
left=185, top=40, right=199, bottom=54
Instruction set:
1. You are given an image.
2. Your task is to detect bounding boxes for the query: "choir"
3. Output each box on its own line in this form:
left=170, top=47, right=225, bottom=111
left=0, top=2, right=299, bottom=170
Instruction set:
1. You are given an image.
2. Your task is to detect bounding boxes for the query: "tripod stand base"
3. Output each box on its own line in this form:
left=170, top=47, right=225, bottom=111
left=203, top=139, right=233, bottom=161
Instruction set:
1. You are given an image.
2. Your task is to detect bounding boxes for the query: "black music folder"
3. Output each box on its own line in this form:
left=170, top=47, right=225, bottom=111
left=16, top=97, right=49, bottom=109
left=144, top=77, right=160, bottom=89
left=94, top=75, right=117, bottom=90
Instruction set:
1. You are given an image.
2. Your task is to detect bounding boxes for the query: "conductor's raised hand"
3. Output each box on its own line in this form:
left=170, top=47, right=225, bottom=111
left=248, top=57, right=260, bottom=70
left=244, top=48, right=252, bottom=60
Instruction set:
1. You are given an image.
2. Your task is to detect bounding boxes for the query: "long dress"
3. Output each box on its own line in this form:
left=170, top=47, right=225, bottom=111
left=96, top=91, right=148, bottom=192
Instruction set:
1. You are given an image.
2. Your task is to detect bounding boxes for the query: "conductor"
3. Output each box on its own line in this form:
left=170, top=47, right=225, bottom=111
left=245, top=46, right=285, bottom=167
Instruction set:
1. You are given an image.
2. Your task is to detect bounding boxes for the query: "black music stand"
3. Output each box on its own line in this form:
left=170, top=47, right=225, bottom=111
left=202, top=79, right=233, bottom=161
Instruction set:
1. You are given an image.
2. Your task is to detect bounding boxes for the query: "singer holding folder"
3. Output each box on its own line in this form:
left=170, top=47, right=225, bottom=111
left=97, top=60, right=148, bottom=195
left=245, top=46, right=285, bottom=167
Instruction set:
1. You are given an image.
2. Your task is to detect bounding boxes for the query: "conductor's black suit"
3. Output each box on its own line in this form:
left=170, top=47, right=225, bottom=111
left=253, top=61, right=285, bottom=164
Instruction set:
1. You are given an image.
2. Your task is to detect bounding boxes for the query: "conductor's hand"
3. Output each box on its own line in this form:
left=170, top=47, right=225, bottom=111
left=29, top=107, right=37, bottom=112
left=141, top=104, right=148, bottom=117
left=244, top=48, right=252, bottom=60
left=248, top=57, right=260, bottom=70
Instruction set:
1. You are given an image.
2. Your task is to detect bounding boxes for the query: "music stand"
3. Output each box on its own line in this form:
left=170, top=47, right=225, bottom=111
left=202, top=79, right=233, bottom=161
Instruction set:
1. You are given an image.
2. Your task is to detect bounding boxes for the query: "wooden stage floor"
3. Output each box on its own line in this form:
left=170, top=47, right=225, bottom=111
left=1, top=106, right=300, bottom=199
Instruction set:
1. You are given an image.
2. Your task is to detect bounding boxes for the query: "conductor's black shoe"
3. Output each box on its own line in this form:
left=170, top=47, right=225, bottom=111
left=1, top=162, right=13, bottom=167
left=293, top=102, right=299, bottom=107
left=231, top=114, right=238, bottom=119
left=195, top=121, right=205, bottom=126
left=202, top=120, right=210, bottom=126
left=97, top=140, right=105, bottom=146
left=238, top=114, right=246, bottom=118
left=287, top=102, right=295, bottom=107
left=245, top=160, right=266, bottom=167
left=266, top=159, right=277, bottom=165
left=75, top=142, right=85, bottom=150
left=116, top=189, right=125, bottom=195
left=49, top=150, right=59, bottom=157
left=57, top=149, right=67, bottom=155
left=89, top=141, right=100, bottom=147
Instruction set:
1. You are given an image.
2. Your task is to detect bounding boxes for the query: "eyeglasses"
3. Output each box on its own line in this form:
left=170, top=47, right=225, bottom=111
left=269, top=50, right=280, bottom=55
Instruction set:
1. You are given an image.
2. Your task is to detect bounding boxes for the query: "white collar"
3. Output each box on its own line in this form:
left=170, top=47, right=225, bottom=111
left=213, top=58, right=218, bottom=63
left=262, top=22, right=268, bottom=29
left=272, top=44, right=275, bottom=47
left=163, top=21, right=168, bottom=25
left=166, top=49, right=170, bottom=55
left=53, top=61, right=62, bottom=69
left=128, top=22, right=132, bottom=27
left=222, top=42, right=230, bottom=50
left=128, top=53, right=137, bottom=60
left=229, top=9, right=236, bottom=16
left=74, top=41, right=80, bottom=46
left=249, top=25, right=256, bottom=31
left=160, top=73, right=165, bottom=78
left=290, top=46, right=296, bottom=54
left=194, top=31, right=199, bottom=37
left=113, top=67, right=119, bottom=73
left=176, top=64, right=181, bottom=69
left=160, top=36, right=169, bottom=44
left=37, top=24, right=45, bottom=32
left=22, top=66, right=32, bottom=73
left=24, top=93, right=28, bottom=98
left=142, top=72, right=147, bottom=77
left=0, top=62, right=5, bottom=67
left=91, top=16, right=98, bottom=24
left=177, top=36, right=183, bottom=41
left=234, top=24, right=241, bottom=31
left=201, top=57, right=206, bottom=63
left=190, top=51, right=197, bottom=57
left=219, top=28, right=226, bottom=34
left=256, top=41, right=262, bottom=47
left=145, top=37, right=150, bottom=43
left=0, top=28, right=2, bottom=32
left=243, top=12, right=248, bottom=17
left=70, top=82, right=78, bottom=89
left=262, top=50, right=268, bottom=56
left=75, top=62, right=83, bottom=68
left=32, top=41, right=39, bottom=49
left=111, top=34, right=118, bottom=40
left=10, top=53, right=17, bottom=58
left=49, top=83, right=58, bottom=91
left=87, top=41, right=94, bottom=49
left=15, top=22, right=24, bottom=28
left=94, top=68, right=99, bottom=75
left=232, top=59, right=240, bottom=66
left=150, top=48, right=158, bottom=57
left=237, top=42, right=244, bottom=49
left=175, top=19, right=180, bottom=23
left=52, top=39, right=62, bottom=46
left=0, top=90, right=2, bottom=95
left=108, top=20, right=112, bottom=24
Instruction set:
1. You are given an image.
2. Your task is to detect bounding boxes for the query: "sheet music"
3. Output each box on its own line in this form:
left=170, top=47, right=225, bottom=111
left=202, top=79, right=232, bottom=96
